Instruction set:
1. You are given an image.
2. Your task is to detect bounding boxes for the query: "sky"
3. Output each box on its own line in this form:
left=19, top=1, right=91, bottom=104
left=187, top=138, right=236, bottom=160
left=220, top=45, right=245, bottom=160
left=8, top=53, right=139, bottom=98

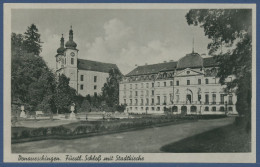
left=12, top=9, right=212, bottom=75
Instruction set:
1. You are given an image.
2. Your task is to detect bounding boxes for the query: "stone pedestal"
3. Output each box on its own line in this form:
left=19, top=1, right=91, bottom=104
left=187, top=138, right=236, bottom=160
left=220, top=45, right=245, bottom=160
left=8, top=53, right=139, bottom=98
left=20, top=110, right=26, bottom=118
left=70, top=111, right=76, bottom=120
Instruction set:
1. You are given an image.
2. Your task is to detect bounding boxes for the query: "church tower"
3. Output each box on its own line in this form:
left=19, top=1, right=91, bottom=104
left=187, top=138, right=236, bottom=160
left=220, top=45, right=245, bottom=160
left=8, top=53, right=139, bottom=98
left=56, top=34, right=66, bottom=76
left=63, top=26, right=78, bottom=91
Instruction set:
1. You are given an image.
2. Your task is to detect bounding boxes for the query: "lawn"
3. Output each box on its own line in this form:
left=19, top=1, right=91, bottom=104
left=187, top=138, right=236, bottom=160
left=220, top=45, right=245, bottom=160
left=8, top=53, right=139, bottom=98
left=160, top=123, right=251, bottom=152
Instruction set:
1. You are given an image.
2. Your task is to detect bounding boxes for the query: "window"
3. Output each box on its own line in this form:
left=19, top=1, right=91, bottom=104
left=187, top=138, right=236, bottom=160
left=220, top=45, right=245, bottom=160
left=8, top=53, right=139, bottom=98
left=157, top=96, right=160, bottom=105
left=146, top=90, right=149, bottom=96
left=94, top=85, right=97, bottom=90
left=187, top=80, right=190, bottom=85
left=176, top=95, right=179, bottom=102
left=80, top=84, right=83, bottom=90
left=152, top=83, right=154, bottom=87
left=141, top=99, right=144, bottom=105
left=176, top=81, right=179, bottom=86
left=229, top=107, right=233, bottom=111
left=94, top=76, right=97, bottom=82
left=220, top=94, right=225, bottom=104
left=186, top=71, right=190, bottom=74
left=198, top=79, right=201, bottom=85
left=65, top=58, right=66, bottom=64
left=141, top=83, right=144, bottom=88
left=135, top=84, right=138, bottom=89
left=205, top=79, right=209, bottom=84
left=212, top=94, right=216, bottom=104
left=94, top=92, right=97, bottom=96
left=158, top=82, right=160, bottom=87
left=146, top=83, right=149, bottom=88
left=170, top=81, right=173, bottom=86
left=130, top=91, right=132, bottom=96
left=212, top=107, right=216, bottom=111
left=141, top=90, right=144, bottom=96
left=164, top=96, right=167, bottom=104
left=146, top=98, right=149, bottom=105
left=124, top=99, right=126, bottom=104
left=205, top=94, right=209, bottom=104
left=135, top=99, right=138, bottom=105
left=124, top=84, right=126, bottom=89
left=135, top=91, right=138, bottom=96
left=80, top=75, right=84, bottom=81
left=220, top=107, right=225, bottom=112
left=152, top=90, right=154, bottom=96
left=71, top=58, right=74, bottom=65
left=204, top=107, right=209, bottom=111
left=152, top=98, right=154, bottom=105
left=164, top=82, right=167, bottom=87
left=130, top=84, right=132, bottom=89
left=228, top=96, right=233, bottom=104
left=130, top=99, right=132, bottom=105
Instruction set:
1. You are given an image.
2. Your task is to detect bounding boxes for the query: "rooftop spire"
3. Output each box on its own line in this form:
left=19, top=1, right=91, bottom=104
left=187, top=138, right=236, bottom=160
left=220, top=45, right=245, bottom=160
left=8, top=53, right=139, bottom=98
left=60, top=34, right=64, bottom=47
left=192, top=37, right=194, bottom=53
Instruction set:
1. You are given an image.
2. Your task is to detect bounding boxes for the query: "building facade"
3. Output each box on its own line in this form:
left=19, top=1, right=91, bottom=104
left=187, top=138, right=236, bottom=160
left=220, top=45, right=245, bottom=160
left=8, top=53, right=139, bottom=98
left=119, top=52, right=238, bottom=115
left=55, top=27, right=119, bottom=96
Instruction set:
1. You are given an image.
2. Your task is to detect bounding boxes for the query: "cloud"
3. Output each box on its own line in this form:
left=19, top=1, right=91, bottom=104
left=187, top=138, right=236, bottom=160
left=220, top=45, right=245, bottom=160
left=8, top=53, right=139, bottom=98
left=83, top=18, right=185, bottom=75
left=40, top=28, right=60, bottom=71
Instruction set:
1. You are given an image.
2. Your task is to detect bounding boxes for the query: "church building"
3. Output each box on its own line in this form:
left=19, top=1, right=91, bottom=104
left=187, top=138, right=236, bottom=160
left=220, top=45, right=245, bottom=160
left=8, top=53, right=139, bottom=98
left=55, top=27, right=119, bottom=97
left=119, top=51, right=238, bottom=115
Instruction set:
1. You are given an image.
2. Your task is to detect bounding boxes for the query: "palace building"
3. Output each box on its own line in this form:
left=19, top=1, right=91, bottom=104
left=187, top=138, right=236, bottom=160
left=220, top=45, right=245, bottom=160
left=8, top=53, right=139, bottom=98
left=55, top=27, right=119, bottom=96
left=119, top=52, right=238, bottom=115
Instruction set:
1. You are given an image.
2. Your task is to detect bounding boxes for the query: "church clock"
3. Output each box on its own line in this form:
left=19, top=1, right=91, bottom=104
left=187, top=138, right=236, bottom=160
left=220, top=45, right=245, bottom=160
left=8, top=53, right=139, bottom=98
left=70, top=52, right=75, bottom=57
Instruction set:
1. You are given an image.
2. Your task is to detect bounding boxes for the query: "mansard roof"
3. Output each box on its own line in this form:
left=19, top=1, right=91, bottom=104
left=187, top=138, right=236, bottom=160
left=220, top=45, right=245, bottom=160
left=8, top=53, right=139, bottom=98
left=78, top=59, right=119, bottom=73
left=177, top=52, right=203, bottom=70
left=126, top=61, right=177, bottom=76
left=203, top=57, right=218, bottom=67
left=126, top=56, right=218, bottom=76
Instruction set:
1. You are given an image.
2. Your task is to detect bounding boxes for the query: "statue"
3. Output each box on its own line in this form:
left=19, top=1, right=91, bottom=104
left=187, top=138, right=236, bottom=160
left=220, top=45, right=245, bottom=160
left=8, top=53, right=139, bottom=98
left=69, top=103, right=76, bottom=120
left=20, top=105, right=26, bottom=118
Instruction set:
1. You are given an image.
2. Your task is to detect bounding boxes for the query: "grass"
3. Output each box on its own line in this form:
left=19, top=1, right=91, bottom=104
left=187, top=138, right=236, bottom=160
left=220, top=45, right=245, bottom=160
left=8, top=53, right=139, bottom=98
left=160, top=123, right=251, bottom=152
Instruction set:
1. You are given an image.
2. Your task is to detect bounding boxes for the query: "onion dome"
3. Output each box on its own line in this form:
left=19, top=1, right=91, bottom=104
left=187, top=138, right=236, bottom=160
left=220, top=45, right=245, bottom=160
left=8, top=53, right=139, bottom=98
left=177, top=52, right=203, bottom=69
left=57, top=34, right=66, bottom=54
left=65, top=26, right=77, bottom=49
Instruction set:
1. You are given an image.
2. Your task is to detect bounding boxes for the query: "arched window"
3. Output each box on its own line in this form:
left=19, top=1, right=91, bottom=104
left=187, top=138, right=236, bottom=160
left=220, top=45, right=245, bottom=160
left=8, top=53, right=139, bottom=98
left=204, top=106, right=209, bottom=111
left=220, top=106, right=225, bottom=112
left=212, top=107, right=216, bottom=111
left=205, top=78, right=209, bottom=84
left=228, top=107, right=233, bottom=111
left=71, top=58, right=74, bottom=65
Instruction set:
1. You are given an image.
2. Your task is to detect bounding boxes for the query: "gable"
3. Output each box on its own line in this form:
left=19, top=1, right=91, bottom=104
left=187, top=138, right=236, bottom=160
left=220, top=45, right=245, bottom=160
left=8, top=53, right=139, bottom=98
left=175, top=68, right=203, bottom=77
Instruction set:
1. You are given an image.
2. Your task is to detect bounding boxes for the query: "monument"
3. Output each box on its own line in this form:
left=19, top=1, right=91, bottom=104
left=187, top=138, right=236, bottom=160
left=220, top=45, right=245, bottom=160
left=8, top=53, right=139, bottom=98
left=20, top=105, right=26, bottom=118
left=70, top=103, right=76, bottom=120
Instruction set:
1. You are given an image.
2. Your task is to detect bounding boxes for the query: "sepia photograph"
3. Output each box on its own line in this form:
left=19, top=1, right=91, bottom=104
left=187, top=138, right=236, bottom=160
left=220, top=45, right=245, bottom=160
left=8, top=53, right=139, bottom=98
left=2, top=3, right=256, bottom=163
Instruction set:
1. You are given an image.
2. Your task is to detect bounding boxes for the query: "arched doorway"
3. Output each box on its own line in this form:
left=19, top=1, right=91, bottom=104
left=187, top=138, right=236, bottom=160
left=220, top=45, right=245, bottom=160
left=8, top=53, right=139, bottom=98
left=172, top=106, right=178, bottom=112
left=186, top=89, right=193, bottom=104
left=181, top=106, right=187, bottom=115
left=191, top=106, right=197, bottom=112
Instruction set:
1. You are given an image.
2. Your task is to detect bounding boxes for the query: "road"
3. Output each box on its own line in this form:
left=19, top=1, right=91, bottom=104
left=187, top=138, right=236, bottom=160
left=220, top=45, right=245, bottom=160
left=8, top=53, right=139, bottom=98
left=12, top=117, right=234, bottom=153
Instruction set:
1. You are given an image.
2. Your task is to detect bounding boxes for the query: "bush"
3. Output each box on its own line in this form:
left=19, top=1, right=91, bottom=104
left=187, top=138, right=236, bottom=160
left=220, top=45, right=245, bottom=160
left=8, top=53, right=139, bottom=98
left=20, top=130, right=30, bottom=138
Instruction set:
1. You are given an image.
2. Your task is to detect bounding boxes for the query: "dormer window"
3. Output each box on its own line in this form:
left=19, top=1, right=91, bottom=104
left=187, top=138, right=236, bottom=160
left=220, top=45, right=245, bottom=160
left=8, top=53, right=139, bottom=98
left=186, top=71, right=190, bottom=74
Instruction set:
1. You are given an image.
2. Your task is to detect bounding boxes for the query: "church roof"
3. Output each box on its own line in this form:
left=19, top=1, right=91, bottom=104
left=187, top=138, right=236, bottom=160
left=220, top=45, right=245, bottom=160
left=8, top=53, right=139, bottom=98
left=126, top=61, right=177, bottom=76
left=126, top=56, right=218, bottom=76
left=78, top=59, right=119, bottom=73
